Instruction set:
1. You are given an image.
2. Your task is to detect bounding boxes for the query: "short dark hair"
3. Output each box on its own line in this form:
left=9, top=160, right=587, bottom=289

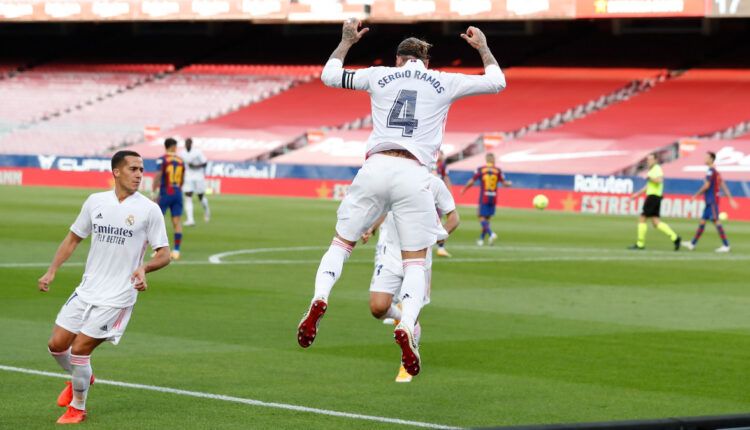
left=397, top=37, right=432, bottom=62
left=111, top=150, right=141, bottom=170
left=708, top=151, right=716, bottom=161
left=164, top=137, right=177, bottom=149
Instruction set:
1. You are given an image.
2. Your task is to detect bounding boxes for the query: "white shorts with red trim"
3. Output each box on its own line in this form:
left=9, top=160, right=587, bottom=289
left=55, top=292, right=134, bottom=345
left=335, top=154, right=439, bottom=251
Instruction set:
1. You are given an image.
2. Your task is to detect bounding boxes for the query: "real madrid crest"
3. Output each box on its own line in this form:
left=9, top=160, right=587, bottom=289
left=125, top=215, right=135, bottom=226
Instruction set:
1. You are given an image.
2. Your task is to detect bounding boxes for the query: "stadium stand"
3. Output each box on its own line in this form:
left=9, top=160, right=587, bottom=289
left=444, top=67, right=661, bottom=133
left=0, top=65, right=316, bottom=156
left=0, top=62, right=22, bottom=75
left=662, top=139, right=750, bottom=181
left=0, top=68, right=161, bottom=127
left=447, top=69, right=750, bottom=176
left=450, top=134, right=673, bottom=175
left=550, top=69, right=750, bottom=139
left=151, top=78, right=373, bottom=161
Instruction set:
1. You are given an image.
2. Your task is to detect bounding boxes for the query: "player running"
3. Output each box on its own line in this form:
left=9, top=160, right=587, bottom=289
left=298, top=18, right=505, bottom=376
left=628, top=153, right=681, bottom=251
left=178, top=137, right=211, bottom=226
left=153, top=138, right=185, bottom=260
left=39, top=150, right=170, bottom=424
left=684, top=151, right=738, bottom=252
left=435, top=150, right=453, bottom=257
left=460, top=153, right=511, bottom=246
left=363, top=173, right=459, bottom=382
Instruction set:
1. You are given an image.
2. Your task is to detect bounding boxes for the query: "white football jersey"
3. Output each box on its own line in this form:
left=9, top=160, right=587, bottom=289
left=178, top=148, right=208, bottom=181
left=322, top=58, right=505, bottom=166
left=376, top=175, right=456, bottom=271
left=70, top=191, right=169, bottom=308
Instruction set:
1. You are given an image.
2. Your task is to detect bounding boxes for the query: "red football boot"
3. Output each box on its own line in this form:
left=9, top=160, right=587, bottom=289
left=297, top=299, right=327, bottom=348
left=394, top=323, right=421, bottom=376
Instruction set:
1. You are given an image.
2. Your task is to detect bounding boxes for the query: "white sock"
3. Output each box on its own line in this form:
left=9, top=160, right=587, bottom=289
left=49, top=347, right=72, bottom=373
left=184, top=197, right=194, bottom=223
left=414, top=321, right=422, bottom=345
left=200, top=195, right=210, bottom=219
left=398, top=259, right=427, bottom=332
left=70, top=354, right=92, bottom=411
left=313, top=238, right=352, bottom=301
left=382, top=303, right=402, bottom=321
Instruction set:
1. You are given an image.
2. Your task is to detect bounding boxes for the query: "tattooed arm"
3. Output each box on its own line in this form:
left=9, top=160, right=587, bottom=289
left=329, top=18, right=369, bottom=62
left=321, top=18, right=371, bottom=89
left=447, top=26, right=505, bottom=99
left=460, top=26, right=499, bottom=68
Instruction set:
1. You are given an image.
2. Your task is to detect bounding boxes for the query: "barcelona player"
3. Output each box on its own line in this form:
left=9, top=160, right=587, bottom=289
left=461, top=153, right=511, bottom=246
left=685, top=151, right=738, bottom=252
left=152, top=137, right=185, bottom=260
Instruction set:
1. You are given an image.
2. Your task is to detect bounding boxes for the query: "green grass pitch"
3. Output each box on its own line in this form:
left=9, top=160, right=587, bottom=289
left=1, top=185, right=749, bottom=429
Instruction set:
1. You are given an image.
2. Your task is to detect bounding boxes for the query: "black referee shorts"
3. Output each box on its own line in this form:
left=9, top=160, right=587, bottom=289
left=641, top=195, right=662, bottom=217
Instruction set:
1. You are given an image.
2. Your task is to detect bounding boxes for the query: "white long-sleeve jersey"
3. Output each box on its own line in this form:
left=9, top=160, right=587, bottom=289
left=321, top=58, right=506, bottom=166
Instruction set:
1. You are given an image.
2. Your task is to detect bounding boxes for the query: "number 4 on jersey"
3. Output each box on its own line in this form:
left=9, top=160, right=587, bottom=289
left=387, top=90, right=419, bottom=137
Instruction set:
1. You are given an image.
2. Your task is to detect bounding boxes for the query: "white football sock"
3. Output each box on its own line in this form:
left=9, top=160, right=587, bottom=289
left=313, top=238, right=352, bottom=302
left=382, top=303, right=402, bottom=321
left=184, top=197, right=195, bottom=223
left=414, top=321, right=422, bottom=345
left=200, top=195, right=210, bottom=220
left=398, top=259, right=426, bottom=332
left=49, top=347, right=72, bottom=373
left=70, top=354, right=92, bottom=410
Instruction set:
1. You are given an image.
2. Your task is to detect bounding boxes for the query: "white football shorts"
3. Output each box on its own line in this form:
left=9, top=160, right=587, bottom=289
left=55, top=292, right=134, bottom=345
left=336, top=154, right=438, bottom=251
left=369, top=250, right=433, bottom=305
left=182, top=178, right=207, bottom=194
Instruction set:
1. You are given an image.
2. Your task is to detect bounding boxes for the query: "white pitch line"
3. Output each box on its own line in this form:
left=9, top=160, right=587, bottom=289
left=0, top=365, right=459, bottom=430
left=209, top=246, right=326, bottom=264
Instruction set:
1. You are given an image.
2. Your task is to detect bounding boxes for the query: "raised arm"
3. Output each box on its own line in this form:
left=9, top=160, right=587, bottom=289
left=38, top=232, right=84, bottom=292
left=321, top=19, right=369, bottom=88
left=461, top=26, right=499, bottom=68
left=449, top=26, right=505, bottom=99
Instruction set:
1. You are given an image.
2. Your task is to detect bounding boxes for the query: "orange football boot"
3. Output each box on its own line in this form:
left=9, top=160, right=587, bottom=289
left=56, top=406, right=86, bottom=424
left=57, top=375, right=95, bottom=407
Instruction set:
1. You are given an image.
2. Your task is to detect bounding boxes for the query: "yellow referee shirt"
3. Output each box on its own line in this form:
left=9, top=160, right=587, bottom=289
left=646, top=164, right=664, bottom=197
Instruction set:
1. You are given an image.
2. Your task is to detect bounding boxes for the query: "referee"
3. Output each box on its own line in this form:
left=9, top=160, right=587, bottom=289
left=628, top=153, right=681, bottom=251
